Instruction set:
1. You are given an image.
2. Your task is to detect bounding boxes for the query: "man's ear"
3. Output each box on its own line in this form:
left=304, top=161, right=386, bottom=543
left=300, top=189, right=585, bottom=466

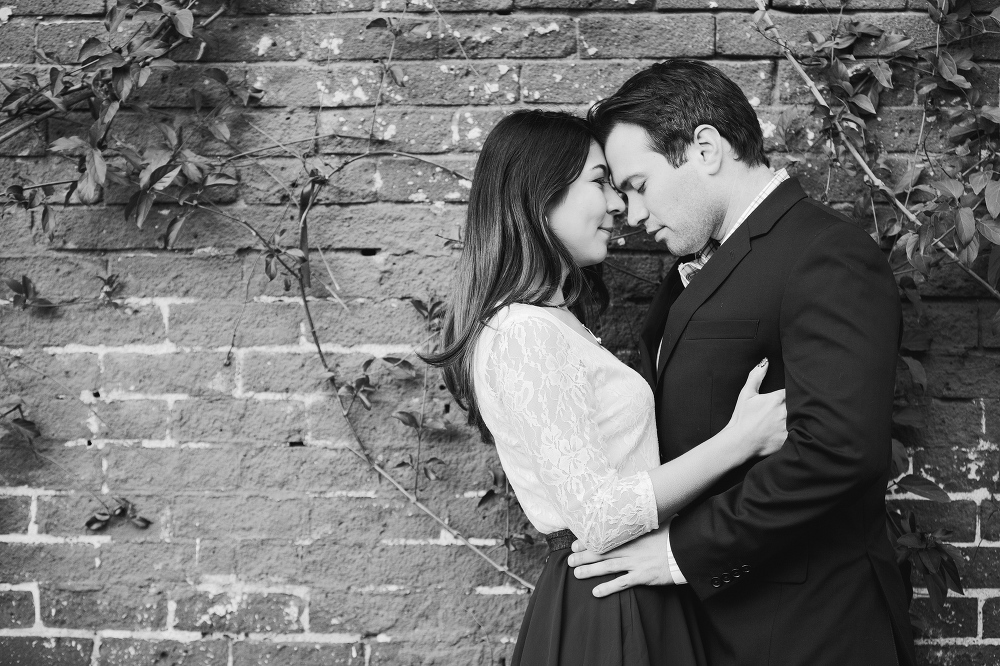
left=692, top=124, right=725, bottom=176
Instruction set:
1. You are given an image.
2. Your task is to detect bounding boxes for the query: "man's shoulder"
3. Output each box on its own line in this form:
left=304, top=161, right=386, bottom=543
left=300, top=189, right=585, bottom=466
left=776, top=196, right=875, bottom=251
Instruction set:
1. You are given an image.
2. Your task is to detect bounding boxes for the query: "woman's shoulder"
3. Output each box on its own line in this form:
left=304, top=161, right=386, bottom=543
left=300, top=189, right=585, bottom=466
left=486, top=303, right=570, bottom=337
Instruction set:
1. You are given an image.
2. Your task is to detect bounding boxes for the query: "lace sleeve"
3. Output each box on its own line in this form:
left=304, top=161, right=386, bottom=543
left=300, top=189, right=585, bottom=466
left=482, top=315, right=658, bottom=553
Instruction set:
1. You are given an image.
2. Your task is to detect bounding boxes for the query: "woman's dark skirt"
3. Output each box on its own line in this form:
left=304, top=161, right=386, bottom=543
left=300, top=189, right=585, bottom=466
left=511, top=534, right=708, bottom=666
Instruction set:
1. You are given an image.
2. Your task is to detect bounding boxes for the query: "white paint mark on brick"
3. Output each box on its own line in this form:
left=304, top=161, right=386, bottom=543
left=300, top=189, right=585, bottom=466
left=0, top=7, right=13, bottom=24
left=474, top=585, right=527, bottom=595
left=0, top=534, right=109, bottom=546
left=254, top=35, right=275, bottom=56
left=381, top=528, right=497, bottom=547
left=27, top=495, right=38, bottom=536
left=759, top=120, right=777, bottom=139
left=533, top=22, right=560, bottom=34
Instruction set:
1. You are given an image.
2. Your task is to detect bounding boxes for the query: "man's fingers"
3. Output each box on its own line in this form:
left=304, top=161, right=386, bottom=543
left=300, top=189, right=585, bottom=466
left=567, top=549, right=608, bottom=567
left=573, top=557, right=631, bottom=580
left=592, top=573, right=637, bottom=598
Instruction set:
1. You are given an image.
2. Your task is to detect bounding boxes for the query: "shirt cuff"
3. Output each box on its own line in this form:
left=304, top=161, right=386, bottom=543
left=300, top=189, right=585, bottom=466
left=665, top=518, right=688, bottom=585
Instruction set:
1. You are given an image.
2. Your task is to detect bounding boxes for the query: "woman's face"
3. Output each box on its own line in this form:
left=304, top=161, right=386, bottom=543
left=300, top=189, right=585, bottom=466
left=547, top=142, right=625, bottom=268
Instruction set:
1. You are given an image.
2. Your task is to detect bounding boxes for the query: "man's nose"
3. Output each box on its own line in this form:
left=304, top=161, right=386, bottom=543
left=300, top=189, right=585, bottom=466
left=627, top=203, right=648, bottom=227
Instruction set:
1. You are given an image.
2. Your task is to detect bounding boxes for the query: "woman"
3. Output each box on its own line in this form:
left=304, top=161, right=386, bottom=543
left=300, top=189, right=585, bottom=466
left=426, top=110, right=786, bottom=666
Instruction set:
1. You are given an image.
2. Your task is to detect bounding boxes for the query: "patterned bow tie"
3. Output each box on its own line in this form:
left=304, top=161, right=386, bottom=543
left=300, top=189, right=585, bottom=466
left=677, top=238, right=721, bottom=288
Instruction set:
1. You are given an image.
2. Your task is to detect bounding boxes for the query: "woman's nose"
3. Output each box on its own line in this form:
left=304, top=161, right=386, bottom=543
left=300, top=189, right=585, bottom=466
left=605, top=187, right=625, bottom=215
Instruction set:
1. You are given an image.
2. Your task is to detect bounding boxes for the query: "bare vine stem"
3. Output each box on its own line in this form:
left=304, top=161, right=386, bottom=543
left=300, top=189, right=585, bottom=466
left=752, top=1, right=1000, bottom=302
left=339, top=414, right=535, bottom=590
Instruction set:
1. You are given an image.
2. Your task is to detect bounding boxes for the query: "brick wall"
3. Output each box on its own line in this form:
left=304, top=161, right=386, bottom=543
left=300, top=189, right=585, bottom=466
left=0, top=0, right=998, bottom=664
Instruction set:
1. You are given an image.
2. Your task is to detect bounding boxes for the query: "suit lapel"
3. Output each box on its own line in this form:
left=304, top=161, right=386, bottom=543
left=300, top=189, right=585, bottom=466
left=654, top=178, right=808, bottom=384
left=639, top=262, right=684, bottom=388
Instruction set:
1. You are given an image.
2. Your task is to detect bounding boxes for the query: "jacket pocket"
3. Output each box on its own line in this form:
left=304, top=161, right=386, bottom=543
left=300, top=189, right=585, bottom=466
left=683, top=319, right=759, bottom=340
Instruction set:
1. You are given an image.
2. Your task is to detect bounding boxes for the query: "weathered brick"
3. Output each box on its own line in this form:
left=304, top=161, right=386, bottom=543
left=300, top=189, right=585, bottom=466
left=89, top=399, right=172, bottom=440
left=980, top=300, right=1000, bottom=349
left=319, top=106, right=505, bottom=154
left=871, top=107, right=950, bottom=154
left=0, top=543, right=103, bottom=583
left=0, top=496, right=31, bottom=534
left=301, top=203, right=466, bottom=254
left=235, top=539, right=302, bottom=582
left=230, top=643, right=357, bottom=666
left=264, top=62, right=520, bottom=108
left=0, top=590, right=34, bottom=628
left=520, top=59, right=774, bottom=105
left=982, top=499, right=1000, bottom=541
left=985, top=597, right=1000, bottom=638
left=924, top=353, right=1000, bottom=399
left=0, top=124, right=47, bottom=157
left=239, top=445, right=367, bottom=491
left=8, top=0, right=105, bottom=14
left=603, top=251, right=671, bottom=301
left=886, top=499, right=978, bottom=543
left=240, top=350, right=360, bottom=394
left=440, top=16, right=576, bottom=59
left=579, top=14, right=714, bottom=59
left=106, top=446, right=240, bottom=492
left=0, top=303, right=166, bottom=347
left=178, top=17, right=438, bottom=63
left=775, top=59, right=919, bottom=107
left=0, top=254, right=108, bottom=302
left=102, top=352, right=236, bottom=396
left=307, top=299, right=433, bottom=346
left=917, top=255, right=995, bottom=299
left=171, top=495, right=307, bottom=539
left=0, top=637, right=93, bottom=666
left=173, top=397, right=307, bottom=443
left=524, top=0, right=650, bottom=8
left=237, top=156, right=377, bottom=205
left=917, top=645, right=1000, bottom=666
left=903, top=301, right=979, bottom=353
left=167, top=301, right=303, bottom=347
left=195, top=540, right=238, bottom=576
left=241, top=0, right=374, bottom=11
left=0, top=20, right=36, bottom=64
left=108, top=254, right=245, bottom=300
left=911, top=597, right=979, bottom=638
left=40, top=582, right=165, bottom=629
left=374, top=155, right=474, bottom=204
left=774, top=0, right=907, bottom=9
left=100, top=639, right=229, bottom=666
left=953, top=546, right=998, bottom=588
left=914, top=445, right=998, bottom=492
left=0, top=442, right=102, bottom=490
left=36, top=493, right=113, bottom=537
left=299, top=540, right=505, bottom=588
left=173, top=589, right=306, bottom=632
left=98, top=541, right=194, bottom=582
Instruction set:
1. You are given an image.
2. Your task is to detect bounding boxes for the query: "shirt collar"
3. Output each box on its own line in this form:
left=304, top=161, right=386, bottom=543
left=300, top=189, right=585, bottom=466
left=719, top=168, right=790, bottom=246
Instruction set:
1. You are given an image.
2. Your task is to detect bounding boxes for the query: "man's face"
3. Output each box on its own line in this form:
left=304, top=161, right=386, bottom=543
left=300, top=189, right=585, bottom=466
left=604, top=123, right=720, bottom=256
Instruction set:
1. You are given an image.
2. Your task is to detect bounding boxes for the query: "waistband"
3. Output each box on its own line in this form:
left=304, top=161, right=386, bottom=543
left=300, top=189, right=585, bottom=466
left=544, top=529, right=576, bottom=552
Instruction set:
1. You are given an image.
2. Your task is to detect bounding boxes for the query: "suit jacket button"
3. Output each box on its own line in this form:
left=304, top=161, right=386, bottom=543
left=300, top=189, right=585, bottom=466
left=731, top=567, right=741, bottom=578
left=741, top=564, right=750, bottom=573
left=722, top=573, right=731, bottom=583
left=711, top=577, right=721, bottom=588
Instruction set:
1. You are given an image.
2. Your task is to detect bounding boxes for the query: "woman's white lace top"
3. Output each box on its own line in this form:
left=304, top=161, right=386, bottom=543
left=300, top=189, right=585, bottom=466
left=473, top=303, right=660, bottom=554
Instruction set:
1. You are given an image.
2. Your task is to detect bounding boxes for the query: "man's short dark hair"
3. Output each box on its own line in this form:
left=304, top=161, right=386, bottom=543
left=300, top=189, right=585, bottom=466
left=588, top=59, right=769, bottom=169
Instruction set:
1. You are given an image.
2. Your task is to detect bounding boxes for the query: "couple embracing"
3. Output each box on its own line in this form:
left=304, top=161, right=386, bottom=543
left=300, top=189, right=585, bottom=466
left=427, top=60, right=917, bottom=666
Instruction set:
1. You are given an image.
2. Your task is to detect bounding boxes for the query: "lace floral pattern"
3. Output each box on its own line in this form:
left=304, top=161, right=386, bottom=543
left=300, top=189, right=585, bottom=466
left=475, top=305, right=659, bottom=554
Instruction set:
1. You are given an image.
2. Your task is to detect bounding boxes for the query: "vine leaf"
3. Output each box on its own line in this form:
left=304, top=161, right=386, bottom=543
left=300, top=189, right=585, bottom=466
left=172, top=9, right=194, bottom=38
left=392, top=410, right=420, bottom=429
left=897, top=474, right=950, bottom=502
left=985, top=180, right=1000, bottom=218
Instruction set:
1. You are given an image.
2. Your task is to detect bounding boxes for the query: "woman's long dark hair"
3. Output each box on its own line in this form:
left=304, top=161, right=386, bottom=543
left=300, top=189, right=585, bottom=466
left=424, top=110, right=610, bottom=443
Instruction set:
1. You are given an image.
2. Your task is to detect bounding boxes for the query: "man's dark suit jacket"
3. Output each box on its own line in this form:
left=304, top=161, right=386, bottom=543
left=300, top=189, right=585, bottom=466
left=638, top=179, right=916, bottom=666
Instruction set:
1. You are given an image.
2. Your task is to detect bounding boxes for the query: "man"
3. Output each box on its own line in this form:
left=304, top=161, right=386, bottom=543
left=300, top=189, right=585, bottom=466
left=568, top=59, right=916, bottom=665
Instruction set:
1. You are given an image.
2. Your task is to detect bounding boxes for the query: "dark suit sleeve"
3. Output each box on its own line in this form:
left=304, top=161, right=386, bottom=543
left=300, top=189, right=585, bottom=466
left=669, top=220, right=901, bottom=599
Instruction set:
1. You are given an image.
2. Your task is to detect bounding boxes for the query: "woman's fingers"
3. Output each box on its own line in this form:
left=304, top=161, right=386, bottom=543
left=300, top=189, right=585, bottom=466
left=738, top=358, right=769, bottom=402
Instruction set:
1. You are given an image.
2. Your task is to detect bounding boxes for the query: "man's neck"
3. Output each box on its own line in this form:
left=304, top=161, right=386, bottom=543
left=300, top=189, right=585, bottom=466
left=712, top=166, right=778, bottom=242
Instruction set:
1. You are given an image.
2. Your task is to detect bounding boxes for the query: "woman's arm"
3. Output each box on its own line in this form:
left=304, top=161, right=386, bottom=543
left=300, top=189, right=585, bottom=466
left=483, top=315, right=784, bottom=554
left=647, top=361, right=785, bottom=523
